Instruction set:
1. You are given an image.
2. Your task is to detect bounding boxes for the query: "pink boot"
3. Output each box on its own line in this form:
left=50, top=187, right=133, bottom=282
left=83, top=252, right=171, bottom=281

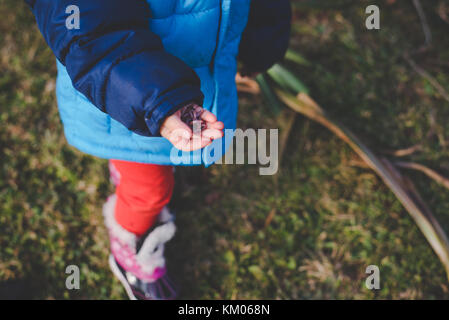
left=103, top=195, right=178, bottom=300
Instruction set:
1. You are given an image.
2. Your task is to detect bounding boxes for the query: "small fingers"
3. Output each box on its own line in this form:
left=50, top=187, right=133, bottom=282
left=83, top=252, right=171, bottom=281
left=163, top=107, right=224, bottom=151
left=201, top=110, right=217, bottom=123
left=208, top=121, right=224, bottom=130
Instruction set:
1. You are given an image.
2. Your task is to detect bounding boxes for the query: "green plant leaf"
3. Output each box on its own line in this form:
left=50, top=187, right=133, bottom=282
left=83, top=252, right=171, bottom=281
left=267, top=64, right=309, bottom=95
left=255, top=74, right=283, bottom=115
left=285, top=50, right=311, bottom=66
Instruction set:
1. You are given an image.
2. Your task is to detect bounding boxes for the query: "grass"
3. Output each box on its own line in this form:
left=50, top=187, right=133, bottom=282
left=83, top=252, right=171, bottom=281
left=0, top=0, right=449, bottom=299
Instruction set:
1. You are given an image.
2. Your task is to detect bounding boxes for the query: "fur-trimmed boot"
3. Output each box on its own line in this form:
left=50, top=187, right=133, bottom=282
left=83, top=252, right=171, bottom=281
left=103, top=194, right=178, bottom=300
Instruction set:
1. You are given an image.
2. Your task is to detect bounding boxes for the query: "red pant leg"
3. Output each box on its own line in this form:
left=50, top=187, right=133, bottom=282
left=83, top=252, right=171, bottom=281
left=109, top=160, right=174, bottom=236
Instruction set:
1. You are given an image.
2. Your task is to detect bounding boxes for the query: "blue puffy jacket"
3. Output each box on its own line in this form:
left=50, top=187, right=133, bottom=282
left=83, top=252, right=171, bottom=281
left=26, top=0, right=291, bottom=165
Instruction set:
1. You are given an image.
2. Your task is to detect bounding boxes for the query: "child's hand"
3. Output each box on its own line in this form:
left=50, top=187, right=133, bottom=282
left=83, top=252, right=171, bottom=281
left=160, top=104, right=224, bottom=151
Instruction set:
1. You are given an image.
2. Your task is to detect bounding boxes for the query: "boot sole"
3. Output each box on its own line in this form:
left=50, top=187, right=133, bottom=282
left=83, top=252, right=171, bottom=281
left=108, top=254, right=137, bottom=300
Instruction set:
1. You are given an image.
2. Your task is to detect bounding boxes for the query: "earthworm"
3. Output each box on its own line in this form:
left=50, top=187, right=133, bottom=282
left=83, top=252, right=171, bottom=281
left=180, top=103, right=207, bottom=131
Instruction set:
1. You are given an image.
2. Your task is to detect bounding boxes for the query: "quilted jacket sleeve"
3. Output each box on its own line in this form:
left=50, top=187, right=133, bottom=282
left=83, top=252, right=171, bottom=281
left=239, top=0, right=292, bottom=75
left=25, top=0, right=204, bottom=136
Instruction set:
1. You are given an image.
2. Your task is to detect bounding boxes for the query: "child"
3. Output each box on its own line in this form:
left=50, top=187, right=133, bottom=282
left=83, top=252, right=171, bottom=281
left=26, top=0, right=291, bottom=300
